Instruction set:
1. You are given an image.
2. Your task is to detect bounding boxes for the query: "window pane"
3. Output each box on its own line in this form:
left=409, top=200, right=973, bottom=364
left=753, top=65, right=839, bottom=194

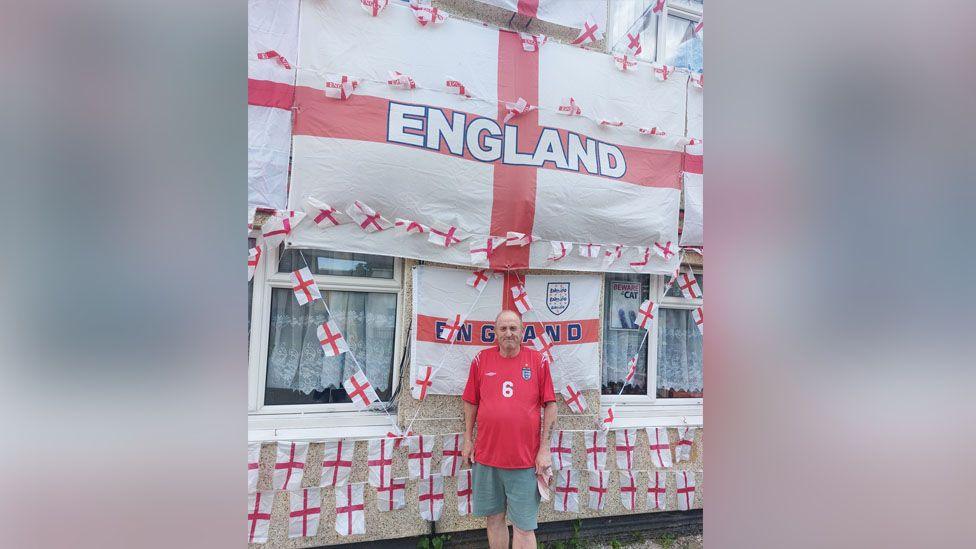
left=602, top=273, right=650, bottom=395
left=265, top=287, right=397, bottom=405
left=669, top=0, right=704, bottom=12
left=656, top=308, right=703, bottom=398
left=278, top=248, right=394, bottom=279
left=665, top=272, right=703, bottom=298
left=664, top=14, right=702, bottom=71
left=609, top=0, right=658, bottom=62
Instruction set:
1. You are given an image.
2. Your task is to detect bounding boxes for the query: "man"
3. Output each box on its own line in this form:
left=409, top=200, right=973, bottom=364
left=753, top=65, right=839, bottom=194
left=461, top=309, right=558, bottom=549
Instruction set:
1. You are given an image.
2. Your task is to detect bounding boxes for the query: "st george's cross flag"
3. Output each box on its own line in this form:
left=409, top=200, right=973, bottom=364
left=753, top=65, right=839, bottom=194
left=288, top=487, right=322, bottom=538
left=280, top=0, right=690, bottom=274
left=335, top=483, right=366, bottom=536
left=376, top=477, right=407, bottom=512
left=320, top=439, right=355, bottom=487
left=412, top=266, right=601, bottom=396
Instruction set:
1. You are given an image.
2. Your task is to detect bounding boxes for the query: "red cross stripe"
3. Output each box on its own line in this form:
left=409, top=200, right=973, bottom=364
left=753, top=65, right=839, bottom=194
left=438, top=314, right=464, bottom=341
left=588, top=470, right=608, bottom=510
left=654, top=64, right=672, bottom=81
left=408, top=436, right=434, bottom=479
left=248, top=492, right=273, bottom=543
left=414, top=365, right=434, bottom=400
left=368, top=439, right=394, bottom=487
left=532, top=332, right=555, bottom=362
left=429, top=225, right=462, bottom=247
left=555, top=470, right=578, bottom=511
left=678, top=271, right=701, bottom=298
left=317, top=320, right=348, bottom=357
left=257, top=50, right=291, bottom=69
left=263, top=217, right=292, bottom=240
left=677, top=471, right=696, bottom=510
left=275, top=442, right=306, bottom=490
left=290, top=489, right=321, bottom=537
left=557, top=97, right=582, bottom=116
left=469, top=237, right=501, bottom=264
left=637, top=299, right=657, bottom=330
left=615, top=429, right=636, bottom=470
left=445, top=77, right=472, bottom=98
left=614, top=54, right=638, bottom=71
left=313, top=206, right=340, bottom=225
left=601, top=407, right=615, bottom=430
left=322, top=440, right=353, bottom=487
left=572, top=22, right=601, bottom=46
left=248, top=245, right=262, bottom=281
left=627, top=33, right=642, bottom=55
left=620, top=471, right=638, bottom=510
left=647, top=471, right=666, bottom=510
left=647, top=427, right=673, bottom=468
left=651, top=0, right=665, bottom=14
left=361, top=0, right=388, bottom=17
left=503, top=97, right=534, bottom=123
left=639, top=126, right=667, bottom=136
left=625, top=356, right=638, bottom=384
left=694, top=20, right=704, bottom=34
left=387, top=70, right=416, bottom=90
left=386, top=428, right=413, bottom=450
left=519, top=32, right=547, bottom=52
left=336, top=485, right=365, bottom=536
left=324, top=75, right=359, bottom=100
left=466, top=269, right=491, bottom=289
left=441, top=434, right=463, bottom=477
left=548, top=241, right=571, bottom=261
left=655, top=240, right=676, bottom=259
left=395, top=218, right=427, bottom=233
left=549, top=431, right=572, bottom=469
left=693, top=307, right=703, bottom=333
left=377, top=478, right=407, bottom=511
left=354, top=201, right=385, bottom=231
left=579, top=243, right=601, bottom=258
left=457, top=469, right=473, bottom=515
left=600, top=119, right=624, bottom=127
left=630, top=247, right=651, bottom=269
left=562, top=384, right=586, bottom=413
left=291, top=268, right=319, bottom=304
left=419, top=476, right=445, bottom=519
left=345, top=373, right=374, bottom=407
left=691, top=72, right=703, bottom=88
left=585, top=431, right=607, bottom=470
left=511, top=284, right=532, bottom=314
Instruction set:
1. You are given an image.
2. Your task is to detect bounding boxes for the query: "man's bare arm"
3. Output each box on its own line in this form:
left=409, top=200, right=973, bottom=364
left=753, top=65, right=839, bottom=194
left=462, top=401, right=478, bottom=465
left=535, top=401, right=558, bottom=473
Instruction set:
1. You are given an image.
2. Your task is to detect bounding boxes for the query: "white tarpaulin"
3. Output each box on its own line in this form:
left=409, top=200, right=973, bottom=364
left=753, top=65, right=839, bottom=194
left=680, top=142, right=702, bottom=246
left=411, top=265, right=601, bottom=395
left=248, top=0, right=299, bottom=210
left=473, top=0, right=607, bottom=31
left=287, top=0, right=687, bottom=274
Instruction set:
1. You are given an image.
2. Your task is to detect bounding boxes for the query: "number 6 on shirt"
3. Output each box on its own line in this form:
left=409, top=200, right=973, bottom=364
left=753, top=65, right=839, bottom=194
left=502, top=381, right=514, bottom=398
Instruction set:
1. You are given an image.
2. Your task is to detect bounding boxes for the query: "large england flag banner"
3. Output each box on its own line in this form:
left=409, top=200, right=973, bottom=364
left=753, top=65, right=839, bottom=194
left=474, top=0, right=608, bottom=32
left=284, top=0, right=688, bottom=274
left=411, top=265, right=600, bottom=395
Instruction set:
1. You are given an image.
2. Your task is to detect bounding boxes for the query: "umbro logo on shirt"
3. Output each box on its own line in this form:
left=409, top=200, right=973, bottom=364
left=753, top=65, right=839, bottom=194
left=486, top=372, right=496, bottom=376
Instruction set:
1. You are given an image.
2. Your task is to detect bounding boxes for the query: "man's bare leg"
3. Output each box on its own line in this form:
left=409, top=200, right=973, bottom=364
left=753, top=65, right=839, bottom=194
left=486, top=512, right=509, bottom=549
left=512, top=525, right=536, bottom=549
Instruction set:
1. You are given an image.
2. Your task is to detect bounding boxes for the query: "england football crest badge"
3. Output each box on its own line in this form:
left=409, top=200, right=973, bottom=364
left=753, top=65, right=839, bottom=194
left=522, top=367, right=531, bottom=380
left=546, top=282, right=570, bottom=315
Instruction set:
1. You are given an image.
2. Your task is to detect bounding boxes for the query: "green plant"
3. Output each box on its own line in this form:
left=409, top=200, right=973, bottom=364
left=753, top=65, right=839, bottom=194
left=630, top=530, right=645, bottom=544
left=610, top=539, right=623, bottom=549
left=658, top=533, right=676, bottom=549
left=417, top=533, right=451, bottom=549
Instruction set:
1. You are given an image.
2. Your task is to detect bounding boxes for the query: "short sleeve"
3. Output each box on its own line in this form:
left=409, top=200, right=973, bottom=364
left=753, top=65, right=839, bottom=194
left=461, top=353, right=481, bottom=405
left=538, top=354, right=557, bottom=404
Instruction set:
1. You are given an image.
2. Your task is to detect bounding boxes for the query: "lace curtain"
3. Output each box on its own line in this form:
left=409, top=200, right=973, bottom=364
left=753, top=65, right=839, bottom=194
left=265, top=287, right=396, bottom=395
left=657, top=307, right=703, bottom=395
left=602, top=274, right=649, bottom=394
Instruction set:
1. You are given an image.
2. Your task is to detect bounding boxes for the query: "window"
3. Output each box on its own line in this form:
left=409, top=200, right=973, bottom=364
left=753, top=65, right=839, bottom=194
left=608, top=0, right=703, bottom=69
left=602, top=270, right=703, bottom=400
left=249, top=245, right=403, bottom=412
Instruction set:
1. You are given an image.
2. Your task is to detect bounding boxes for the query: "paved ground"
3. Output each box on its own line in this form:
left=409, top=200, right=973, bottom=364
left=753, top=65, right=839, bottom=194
left=587, top=534, right=703, bottom=549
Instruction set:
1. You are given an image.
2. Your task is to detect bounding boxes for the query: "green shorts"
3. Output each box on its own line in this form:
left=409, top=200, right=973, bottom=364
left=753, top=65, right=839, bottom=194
left=471, top=461, right=541, bottom=531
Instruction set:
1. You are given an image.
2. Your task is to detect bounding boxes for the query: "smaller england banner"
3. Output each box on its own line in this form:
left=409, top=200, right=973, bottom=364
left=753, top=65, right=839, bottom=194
left=411, top=265, right=601, bottom=395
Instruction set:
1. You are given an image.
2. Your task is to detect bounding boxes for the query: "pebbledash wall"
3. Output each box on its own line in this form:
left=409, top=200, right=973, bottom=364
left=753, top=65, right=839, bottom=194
left=248, top=1, right=703, bottom=547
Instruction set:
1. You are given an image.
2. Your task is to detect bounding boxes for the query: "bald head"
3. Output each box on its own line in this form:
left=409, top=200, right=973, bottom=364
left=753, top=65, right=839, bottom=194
left=495, top=309, right=522, bottom=326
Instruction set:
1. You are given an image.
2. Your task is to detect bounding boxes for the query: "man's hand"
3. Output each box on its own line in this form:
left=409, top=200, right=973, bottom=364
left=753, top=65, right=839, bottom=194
left=462, top=434, right=474, bottom=466
left=535, top=446, right=552, bottom=475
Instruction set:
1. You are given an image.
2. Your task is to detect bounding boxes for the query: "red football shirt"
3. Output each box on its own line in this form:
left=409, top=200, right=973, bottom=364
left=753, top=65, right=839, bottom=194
left=461, top=346, right=557, bottom=469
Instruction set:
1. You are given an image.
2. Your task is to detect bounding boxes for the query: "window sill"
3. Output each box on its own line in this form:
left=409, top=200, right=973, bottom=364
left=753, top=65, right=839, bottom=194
left=247, top=409, right=398, bottom=442
left=599, top=396, right=702, bottom=428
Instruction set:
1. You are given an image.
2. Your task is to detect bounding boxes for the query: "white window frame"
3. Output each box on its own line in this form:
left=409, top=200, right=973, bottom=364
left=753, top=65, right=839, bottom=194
left=247, top=238, right=406, bottom=440
left=608, top=0, right=703, bottom=65
left=601, top=267, right=703, bottom=427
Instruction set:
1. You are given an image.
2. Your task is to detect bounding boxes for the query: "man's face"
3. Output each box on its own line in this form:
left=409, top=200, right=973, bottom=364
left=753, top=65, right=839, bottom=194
left=495, top=312, right=523, bottom=351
